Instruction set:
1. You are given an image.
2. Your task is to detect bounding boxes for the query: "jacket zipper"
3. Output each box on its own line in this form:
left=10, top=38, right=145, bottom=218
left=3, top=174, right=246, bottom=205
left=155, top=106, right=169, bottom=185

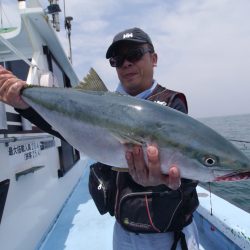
left=92, top=168, right=107, bottom=207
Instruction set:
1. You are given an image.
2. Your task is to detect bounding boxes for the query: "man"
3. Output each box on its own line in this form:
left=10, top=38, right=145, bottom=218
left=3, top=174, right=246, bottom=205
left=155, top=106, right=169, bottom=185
left=0, top=27, right=199, bottom=250
left=96, top=27, right=199, bottom=250
left=107, top=28, right=183, bottom=189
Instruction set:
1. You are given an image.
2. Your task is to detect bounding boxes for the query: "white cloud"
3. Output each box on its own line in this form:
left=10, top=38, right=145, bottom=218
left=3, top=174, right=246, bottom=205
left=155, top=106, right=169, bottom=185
left=78, top=20, right=109, bottom=33
left=142, top=0, right=250, bottom=117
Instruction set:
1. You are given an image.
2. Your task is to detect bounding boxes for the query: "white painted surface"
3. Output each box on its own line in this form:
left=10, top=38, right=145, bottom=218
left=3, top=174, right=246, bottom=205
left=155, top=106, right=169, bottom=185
left=0, top=137, right=87, bottom=250
left=197, top=186, right=250, bottom=249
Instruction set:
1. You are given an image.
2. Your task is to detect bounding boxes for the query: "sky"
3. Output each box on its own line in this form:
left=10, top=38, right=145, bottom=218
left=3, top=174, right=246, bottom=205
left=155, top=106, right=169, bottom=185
left=2, top=0, right=250, bottom=118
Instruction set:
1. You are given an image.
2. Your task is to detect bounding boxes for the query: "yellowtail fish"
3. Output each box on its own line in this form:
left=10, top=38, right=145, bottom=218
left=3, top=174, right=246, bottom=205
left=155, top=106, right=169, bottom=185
left=21, top=69, right=250, bottom=182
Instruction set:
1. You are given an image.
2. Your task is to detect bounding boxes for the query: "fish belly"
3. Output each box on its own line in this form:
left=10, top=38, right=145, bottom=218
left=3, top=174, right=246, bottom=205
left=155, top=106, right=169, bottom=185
left=25, top=102, right=128, bottom=167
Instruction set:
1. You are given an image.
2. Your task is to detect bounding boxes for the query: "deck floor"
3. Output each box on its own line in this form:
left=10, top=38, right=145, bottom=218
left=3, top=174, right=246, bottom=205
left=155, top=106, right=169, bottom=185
left=39, top=164, right=213, bottom=250
left=39, top=165, right=114, bottom=250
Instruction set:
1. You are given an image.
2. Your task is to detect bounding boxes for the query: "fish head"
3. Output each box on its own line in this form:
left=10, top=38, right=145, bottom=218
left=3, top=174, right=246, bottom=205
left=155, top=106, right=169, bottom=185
left=180, top=144, right=250, bottom=182
left=161, top=145, right=250, bottom=183
left=157, top=112, right=250, bottom=183
left=204, top=154, right=250, bottom=182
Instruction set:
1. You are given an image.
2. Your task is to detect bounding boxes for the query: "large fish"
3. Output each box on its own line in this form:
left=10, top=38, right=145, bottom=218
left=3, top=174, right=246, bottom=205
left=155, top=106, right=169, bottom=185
left=21, top=69, right=250, bottom=182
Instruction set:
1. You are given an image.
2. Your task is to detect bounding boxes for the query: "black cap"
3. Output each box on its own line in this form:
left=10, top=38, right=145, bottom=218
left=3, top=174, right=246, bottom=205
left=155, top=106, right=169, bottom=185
left=106, top=27, right=154, bottom=59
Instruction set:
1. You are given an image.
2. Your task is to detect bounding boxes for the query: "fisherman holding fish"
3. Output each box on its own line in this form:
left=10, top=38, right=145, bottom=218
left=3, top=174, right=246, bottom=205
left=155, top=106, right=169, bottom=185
left=102, top=28, right=200, bottom=250
left=0, top=27, right=200, bottom=249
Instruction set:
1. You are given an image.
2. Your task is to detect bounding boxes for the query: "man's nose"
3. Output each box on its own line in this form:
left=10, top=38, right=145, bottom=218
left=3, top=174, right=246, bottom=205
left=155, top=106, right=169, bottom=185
left=121, top=59, right=133, bottom=68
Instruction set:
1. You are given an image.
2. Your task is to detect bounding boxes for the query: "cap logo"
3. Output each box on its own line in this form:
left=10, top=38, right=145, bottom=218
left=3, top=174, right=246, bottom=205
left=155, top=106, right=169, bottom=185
left=123, top=33, right=133, bottom=39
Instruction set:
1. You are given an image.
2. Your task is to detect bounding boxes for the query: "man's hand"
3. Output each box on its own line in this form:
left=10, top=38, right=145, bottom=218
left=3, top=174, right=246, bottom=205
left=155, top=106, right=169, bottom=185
left=126, top=145, right=181, bottom=190
left=0, top=65, right=29, bottom=109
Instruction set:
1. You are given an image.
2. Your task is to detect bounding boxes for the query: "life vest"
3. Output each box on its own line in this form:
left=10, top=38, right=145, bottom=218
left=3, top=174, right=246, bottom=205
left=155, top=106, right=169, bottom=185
left=89, top=84, right=199, bottom=232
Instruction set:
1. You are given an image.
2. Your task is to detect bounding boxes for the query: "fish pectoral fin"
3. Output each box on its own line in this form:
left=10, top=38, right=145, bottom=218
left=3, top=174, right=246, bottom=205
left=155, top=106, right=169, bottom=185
left=113, top=133, right=144, bottom=146
left=75, top=68, right=108, bottom=91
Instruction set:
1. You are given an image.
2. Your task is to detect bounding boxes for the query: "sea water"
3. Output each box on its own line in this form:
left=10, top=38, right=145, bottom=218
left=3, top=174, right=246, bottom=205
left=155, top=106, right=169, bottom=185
left=199, top=113, right=250, bottom=213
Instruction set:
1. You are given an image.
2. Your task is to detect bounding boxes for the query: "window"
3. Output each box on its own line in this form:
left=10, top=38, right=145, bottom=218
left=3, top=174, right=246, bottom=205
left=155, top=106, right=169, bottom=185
left=58, top=141, right=80, bottom=177
left=44, top=47, right=80, bottom=175
left=0, top=179, right=10, bottom=224
left=4, top=60, right=29, bottom=80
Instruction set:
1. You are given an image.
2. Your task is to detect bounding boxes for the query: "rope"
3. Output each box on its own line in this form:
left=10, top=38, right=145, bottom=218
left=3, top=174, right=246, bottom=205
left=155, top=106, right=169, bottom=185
left=228, top=139, right=250, bottom=144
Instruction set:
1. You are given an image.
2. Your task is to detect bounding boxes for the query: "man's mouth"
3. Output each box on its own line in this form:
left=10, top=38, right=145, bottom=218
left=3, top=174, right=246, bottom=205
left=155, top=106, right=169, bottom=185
left=123, top=72, right=137, bottom=79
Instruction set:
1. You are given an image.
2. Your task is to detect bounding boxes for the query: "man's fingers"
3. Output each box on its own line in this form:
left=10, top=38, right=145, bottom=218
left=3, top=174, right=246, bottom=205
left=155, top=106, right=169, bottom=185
left=9, top=80, right=26, bottom=96
left=126, top=151, right=135, bottom=175
left=0, top=65, right=28, bottom=108
left=0, top=76, right=28, bottom=109
left=125, top=146, right=148, bottom=185
left=0, top=66, right=12, bottom=76
left=147, top=145, right=158, bottom=162
left=0, top=78, right=16, bottom=102
left=125, top=144, right=182, bottom=188
left=147, top=145, right=161, bottom=181
left=168, top=165, right=181, bottom=190
left=131, top=146, right=148, bottom=179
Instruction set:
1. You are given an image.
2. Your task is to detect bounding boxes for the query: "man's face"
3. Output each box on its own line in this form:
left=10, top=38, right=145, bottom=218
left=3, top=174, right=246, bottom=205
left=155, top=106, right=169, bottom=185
left=113, top=42, right=157, bottom=96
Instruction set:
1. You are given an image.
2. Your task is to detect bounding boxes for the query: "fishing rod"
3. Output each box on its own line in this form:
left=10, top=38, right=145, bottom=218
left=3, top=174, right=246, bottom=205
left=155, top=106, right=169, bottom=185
left=228, top=139, right=250, bottom=144
left=63, top=0, right=73, bottom=63
left=46, top=0, right=73, bottom=63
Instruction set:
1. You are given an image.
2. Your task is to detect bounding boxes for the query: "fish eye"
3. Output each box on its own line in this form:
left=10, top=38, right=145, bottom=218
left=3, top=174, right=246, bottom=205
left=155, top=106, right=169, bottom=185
left=203, top=155, right=217, bottom=167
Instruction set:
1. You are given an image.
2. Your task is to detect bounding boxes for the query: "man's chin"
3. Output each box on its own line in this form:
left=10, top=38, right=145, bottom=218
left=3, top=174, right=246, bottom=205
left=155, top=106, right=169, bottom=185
left=124, top=84, right=143, bottom=96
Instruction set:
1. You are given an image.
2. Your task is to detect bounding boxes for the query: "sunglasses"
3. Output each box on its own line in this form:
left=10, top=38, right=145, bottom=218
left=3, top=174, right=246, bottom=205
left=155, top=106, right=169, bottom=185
left=109, top=47, right=152, bottom=68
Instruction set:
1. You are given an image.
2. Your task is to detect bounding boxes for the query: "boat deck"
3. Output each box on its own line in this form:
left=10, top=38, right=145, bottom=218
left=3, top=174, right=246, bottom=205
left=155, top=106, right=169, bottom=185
left=38, top=162, right=114, bottom=250
left=38, top=161, right=243, bottom=250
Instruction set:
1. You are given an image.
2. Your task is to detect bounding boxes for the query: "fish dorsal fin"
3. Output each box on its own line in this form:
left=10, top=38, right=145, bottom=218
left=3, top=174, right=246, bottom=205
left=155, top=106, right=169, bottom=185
left=75, top=68, right=108, bottom=91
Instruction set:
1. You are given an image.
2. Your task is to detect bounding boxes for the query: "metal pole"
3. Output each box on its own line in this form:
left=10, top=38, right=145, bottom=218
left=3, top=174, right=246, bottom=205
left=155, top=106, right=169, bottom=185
left=18, top=0, right=26, bottom=9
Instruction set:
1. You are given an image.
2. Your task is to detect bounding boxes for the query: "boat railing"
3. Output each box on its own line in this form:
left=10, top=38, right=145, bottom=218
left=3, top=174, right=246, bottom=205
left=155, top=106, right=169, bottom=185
left=0, top=134, right=54, bottom=144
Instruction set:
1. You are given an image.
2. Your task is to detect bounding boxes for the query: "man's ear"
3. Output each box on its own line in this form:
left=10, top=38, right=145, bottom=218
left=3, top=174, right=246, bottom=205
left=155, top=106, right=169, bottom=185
left=152, top=53, right=158, bottom=67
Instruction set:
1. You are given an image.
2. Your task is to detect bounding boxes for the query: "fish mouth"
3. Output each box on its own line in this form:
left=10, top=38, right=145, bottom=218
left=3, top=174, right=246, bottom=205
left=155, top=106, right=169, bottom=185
left=215, top=171, right=250, bottom=182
